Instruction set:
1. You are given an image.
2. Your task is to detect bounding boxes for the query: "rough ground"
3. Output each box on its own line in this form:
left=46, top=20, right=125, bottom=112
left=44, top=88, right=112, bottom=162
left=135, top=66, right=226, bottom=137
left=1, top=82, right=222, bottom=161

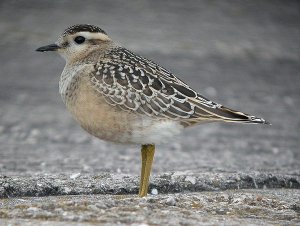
left=0, top=190, right=299, bottom=226
left=0, top=0, right=299, bottom=225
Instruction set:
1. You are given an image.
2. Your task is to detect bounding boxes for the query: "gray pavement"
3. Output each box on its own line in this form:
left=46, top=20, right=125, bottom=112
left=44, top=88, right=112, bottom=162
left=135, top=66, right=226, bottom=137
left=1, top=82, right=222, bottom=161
left=0, top=0, right=300, bottom=225
left=0, top=190, right=299, bottom=226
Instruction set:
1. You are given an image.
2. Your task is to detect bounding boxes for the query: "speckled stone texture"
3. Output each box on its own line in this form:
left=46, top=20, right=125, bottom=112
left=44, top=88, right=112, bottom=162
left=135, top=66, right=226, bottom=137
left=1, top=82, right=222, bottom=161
left=0, top=0, right=299, bottom=225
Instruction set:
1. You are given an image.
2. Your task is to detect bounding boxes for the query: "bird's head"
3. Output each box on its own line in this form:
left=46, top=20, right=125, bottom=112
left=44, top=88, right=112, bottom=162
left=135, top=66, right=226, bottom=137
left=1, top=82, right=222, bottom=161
left=36, top=24, right=112, bottom=62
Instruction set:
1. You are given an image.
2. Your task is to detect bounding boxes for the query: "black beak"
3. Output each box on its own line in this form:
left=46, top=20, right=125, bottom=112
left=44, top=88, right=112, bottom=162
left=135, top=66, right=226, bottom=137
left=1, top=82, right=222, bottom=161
left=36, top=44, right=60, bottom=52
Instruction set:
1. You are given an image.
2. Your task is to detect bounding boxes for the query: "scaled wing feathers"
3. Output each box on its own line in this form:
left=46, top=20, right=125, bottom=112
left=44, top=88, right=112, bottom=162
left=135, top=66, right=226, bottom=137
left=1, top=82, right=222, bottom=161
left=89, top=47, right=268, bottom=127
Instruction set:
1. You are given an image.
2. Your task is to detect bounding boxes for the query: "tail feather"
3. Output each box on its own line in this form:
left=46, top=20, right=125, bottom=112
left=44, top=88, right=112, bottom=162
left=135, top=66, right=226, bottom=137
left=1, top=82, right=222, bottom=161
left=182, top=101, right=270, bottom=126
left=218, top=106, right=271, bottom=125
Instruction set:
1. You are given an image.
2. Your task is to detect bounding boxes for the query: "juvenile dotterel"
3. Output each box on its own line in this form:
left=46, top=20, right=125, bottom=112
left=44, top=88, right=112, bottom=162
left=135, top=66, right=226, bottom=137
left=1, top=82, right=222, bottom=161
left=36, top=24, right=269, bottom=197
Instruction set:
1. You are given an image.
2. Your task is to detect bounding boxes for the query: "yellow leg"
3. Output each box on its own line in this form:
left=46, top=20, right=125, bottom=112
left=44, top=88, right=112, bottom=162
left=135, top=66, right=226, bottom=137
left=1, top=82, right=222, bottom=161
left=139, top=144, right=155, bottom=197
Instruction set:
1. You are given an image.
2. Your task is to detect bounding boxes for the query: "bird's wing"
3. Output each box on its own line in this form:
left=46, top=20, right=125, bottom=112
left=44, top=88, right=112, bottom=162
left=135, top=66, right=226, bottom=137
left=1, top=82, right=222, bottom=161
left=89, top=48, right=268, bottom=127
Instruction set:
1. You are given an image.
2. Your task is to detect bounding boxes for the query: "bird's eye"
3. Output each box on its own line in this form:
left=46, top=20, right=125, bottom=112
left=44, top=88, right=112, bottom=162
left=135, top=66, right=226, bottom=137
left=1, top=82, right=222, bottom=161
left=74, top=36, right=85, bottom=44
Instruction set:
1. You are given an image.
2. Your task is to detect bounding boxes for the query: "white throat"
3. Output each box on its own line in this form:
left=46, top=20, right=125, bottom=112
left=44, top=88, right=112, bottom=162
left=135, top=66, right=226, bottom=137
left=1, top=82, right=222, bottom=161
left=59, top=64, right=83, bottom=102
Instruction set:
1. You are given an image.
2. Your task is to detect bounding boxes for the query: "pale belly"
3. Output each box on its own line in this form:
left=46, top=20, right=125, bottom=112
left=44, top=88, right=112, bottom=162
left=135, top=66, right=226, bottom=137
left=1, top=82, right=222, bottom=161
left=65, top=80, right=184, bottom=144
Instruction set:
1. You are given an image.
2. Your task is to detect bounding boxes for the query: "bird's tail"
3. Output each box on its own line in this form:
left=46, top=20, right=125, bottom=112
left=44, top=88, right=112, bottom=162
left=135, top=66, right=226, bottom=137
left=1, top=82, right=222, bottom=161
left=213, top=106, right=271, bottom=125
left=181, top=101, right=270, bottom=127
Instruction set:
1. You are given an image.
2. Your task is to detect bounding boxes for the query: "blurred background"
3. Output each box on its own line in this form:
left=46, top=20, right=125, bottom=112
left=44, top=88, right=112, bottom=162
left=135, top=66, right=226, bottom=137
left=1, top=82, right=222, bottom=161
left=0, top=0, right=299, bottom=176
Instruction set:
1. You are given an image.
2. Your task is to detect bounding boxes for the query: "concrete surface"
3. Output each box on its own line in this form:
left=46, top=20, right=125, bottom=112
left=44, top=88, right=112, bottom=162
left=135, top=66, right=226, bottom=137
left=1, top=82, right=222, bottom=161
left=0, top=190, right=299, bottom=226
left=0, top=0, right=299, bottom=225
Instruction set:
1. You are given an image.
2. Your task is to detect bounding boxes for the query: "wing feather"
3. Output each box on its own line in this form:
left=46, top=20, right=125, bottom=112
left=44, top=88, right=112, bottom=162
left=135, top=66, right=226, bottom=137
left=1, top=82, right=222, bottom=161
left=88, top=47, right=269, bottom=126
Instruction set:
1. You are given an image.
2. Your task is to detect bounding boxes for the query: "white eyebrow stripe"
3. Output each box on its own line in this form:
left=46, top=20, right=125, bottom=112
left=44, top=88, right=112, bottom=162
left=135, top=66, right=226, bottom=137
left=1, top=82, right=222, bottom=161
left=76, top=31, right=111, bottom=41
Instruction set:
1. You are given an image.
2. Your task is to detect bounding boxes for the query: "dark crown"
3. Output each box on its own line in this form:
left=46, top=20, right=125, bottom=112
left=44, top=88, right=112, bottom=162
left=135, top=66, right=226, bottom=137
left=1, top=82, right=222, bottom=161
left=62, top=24, right=107, bottom=36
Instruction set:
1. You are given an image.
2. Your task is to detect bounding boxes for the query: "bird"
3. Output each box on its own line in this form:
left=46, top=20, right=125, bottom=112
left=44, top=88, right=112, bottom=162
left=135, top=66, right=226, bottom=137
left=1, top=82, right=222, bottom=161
left=36, top=24, right=269, bottom=197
